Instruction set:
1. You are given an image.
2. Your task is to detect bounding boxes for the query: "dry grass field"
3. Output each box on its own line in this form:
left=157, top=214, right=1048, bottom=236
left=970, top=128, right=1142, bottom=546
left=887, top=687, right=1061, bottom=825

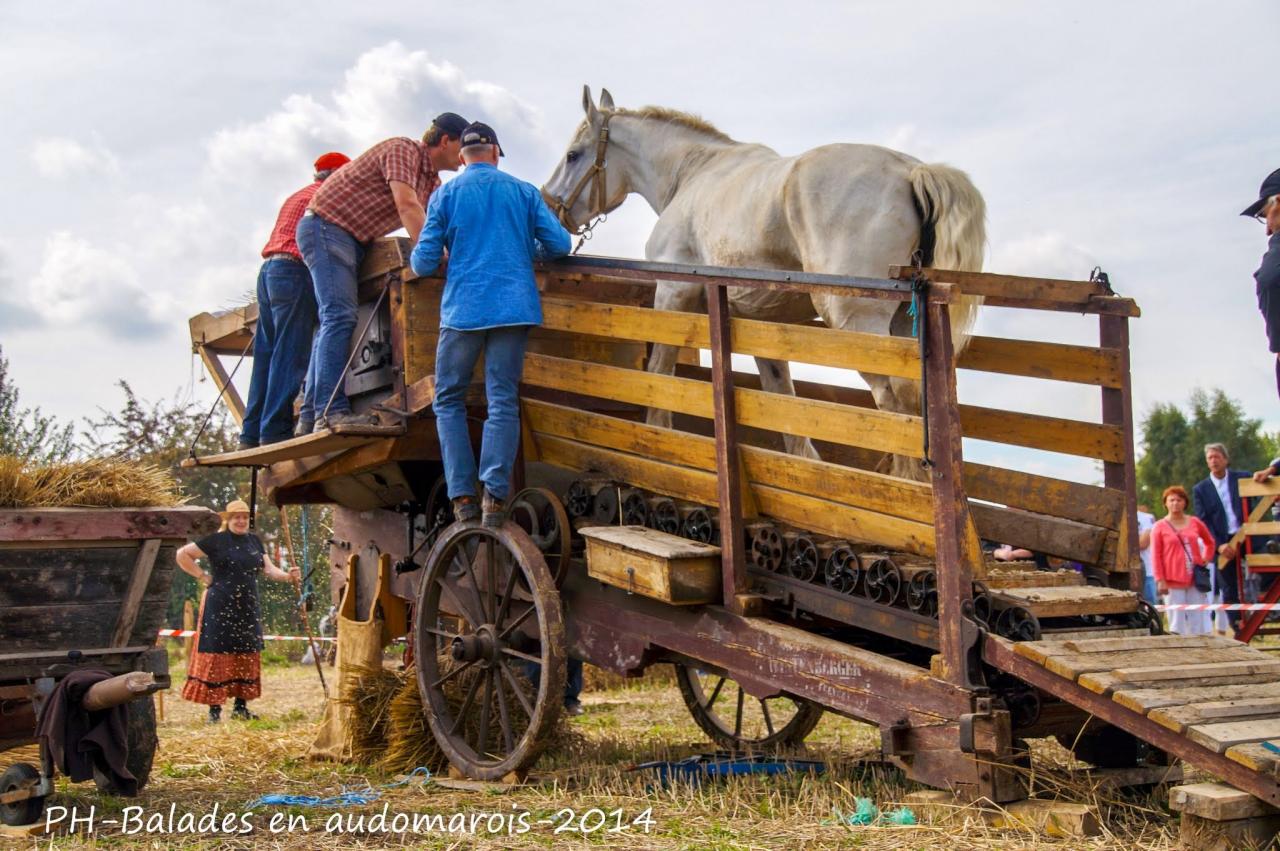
left=18, top=650, right=1190, bottom=849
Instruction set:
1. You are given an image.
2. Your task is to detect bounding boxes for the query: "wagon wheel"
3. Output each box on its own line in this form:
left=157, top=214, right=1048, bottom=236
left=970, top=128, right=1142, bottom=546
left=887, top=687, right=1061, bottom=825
left=593, top=486, right=621, bottom=525
left=786, top=536, right=820, bottom=582
left=823, top=545, right=860, bottom=594
left=681, top=507, right=716, bottom=545
left=563, top=480, right=593, bottom=520
left=92, top=695, right=157, bottom=794
left=996, top=606, right=1041, bottom=641
left=971, top=580, right=993, bottom=626
left=0, top=763, right=44, bottom=826
left=414, top=523, right=565, bottom=780
left=675, top=665, right=824, bottom=751
left=905, top=570, right=938, bottom=616
left=863, top=557, right=902, bottom=605
left=620, top=489, right=650, bottom=526
left=1128, top=599, right=1163, bottom=634
left=509, top=487, right=572, bottom=586
left=650, top=498, right=681, bottom=535
left=748, top=526, right=786, bottom=573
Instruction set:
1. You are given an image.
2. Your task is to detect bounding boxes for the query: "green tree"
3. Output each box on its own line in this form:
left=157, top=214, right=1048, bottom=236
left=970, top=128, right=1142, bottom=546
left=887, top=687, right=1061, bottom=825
left=0, top=344, right=75, bottom=462
left=1136, top=389, right=1276, bottom=515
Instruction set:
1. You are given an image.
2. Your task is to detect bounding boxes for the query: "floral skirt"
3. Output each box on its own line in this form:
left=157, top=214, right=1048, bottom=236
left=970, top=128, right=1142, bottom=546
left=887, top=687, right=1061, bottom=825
left=182, top=649, right=262, bottom=705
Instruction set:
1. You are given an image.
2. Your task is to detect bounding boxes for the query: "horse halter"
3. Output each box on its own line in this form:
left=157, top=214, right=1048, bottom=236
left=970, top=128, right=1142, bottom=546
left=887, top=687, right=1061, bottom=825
left=547, top=112, right=613, bottom=243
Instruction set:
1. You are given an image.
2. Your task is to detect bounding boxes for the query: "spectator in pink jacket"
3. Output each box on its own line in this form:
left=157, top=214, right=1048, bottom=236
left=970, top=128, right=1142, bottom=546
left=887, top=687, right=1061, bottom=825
left=1151, top=485, right=1217, bottom=635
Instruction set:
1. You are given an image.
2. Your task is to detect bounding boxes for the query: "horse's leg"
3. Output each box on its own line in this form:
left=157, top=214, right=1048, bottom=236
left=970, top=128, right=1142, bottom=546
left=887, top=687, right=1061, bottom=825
left=646, top=280, right=705, bottom=430
left=754, top=356, right=820, bottom=459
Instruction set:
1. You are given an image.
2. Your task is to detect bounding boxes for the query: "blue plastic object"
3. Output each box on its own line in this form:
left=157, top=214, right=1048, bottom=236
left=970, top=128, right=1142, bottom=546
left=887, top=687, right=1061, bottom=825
left=632, top=753, right=826, bottom=785
left=245, top=767, right=432, bottom=808
left=1263, top=741, right=1280, bottom=756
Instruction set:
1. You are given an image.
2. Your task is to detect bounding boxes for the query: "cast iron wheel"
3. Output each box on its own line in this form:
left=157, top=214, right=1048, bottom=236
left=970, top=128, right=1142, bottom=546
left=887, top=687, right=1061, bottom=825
left=414, top=522, right=565, bottom=781
left=509, top=487, right=572, bottom=586
left=905, top=570, right=938, bottom=616
left=0, top=763, right=43, bottom=826
left=650, top=498, right=681, bottom=535
left=1056, top=724, right=1147, bottom=769
left=563, top=480, right=593, bottom=520
left=1128, top=599, right=1164, bottom=634
left=996, top=606, right=1042, bottom=641
left=592, top=485, right=621, bottom=525
left=674, top=665, right=824, bottom=751
left=862, top=557, right=902, bottom=605
left=971, top=581, right=993, bottom=626
left=681, top=507, right=716, bottom=544
left=748, top=526, right=786, bottom=573
left=92, top=695, right=158, bottom=794
left=785, top=536, right=820, bottom=582
left=823, top=545, right=860, bottom=594
left=620, top=489, right=650, bottom=527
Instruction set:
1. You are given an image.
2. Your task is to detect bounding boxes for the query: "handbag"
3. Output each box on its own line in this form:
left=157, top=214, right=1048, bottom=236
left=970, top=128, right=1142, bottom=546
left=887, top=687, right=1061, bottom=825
left=1170, top=525, right=1213, bottom=593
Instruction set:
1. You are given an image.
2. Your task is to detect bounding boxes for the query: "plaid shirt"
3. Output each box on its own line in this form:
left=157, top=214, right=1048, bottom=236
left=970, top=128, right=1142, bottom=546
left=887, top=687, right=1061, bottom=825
left=308, top=138, right=438, bottom=242
left=260, top=180, right=321, bottom=260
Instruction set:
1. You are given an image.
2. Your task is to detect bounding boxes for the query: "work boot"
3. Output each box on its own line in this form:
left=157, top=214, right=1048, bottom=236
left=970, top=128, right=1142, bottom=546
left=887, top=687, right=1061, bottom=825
left=294, top=419, right=314, bottom=437
left=230, top=699, right=258, bottom=721
left=207, top=705, right=222, bottom=724
left=452, top=496, right=480, bottom=523
left=315, top=411, right=377, bottom=432
left=564, top=699, right=584, bottom=717
left=482, top=490, right=506, bottom=528
left=237, top=440, right=258, bottom=451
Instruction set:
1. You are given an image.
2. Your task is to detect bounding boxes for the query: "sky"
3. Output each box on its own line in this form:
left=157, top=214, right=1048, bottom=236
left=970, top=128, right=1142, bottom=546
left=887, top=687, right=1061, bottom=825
left=1, top=1, right=1277, bottom=484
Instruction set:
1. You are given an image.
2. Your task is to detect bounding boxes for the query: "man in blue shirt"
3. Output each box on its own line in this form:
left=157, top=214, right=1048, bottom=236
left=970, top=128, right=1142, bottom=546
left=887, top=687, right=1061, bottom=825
left=1242, top=168, right=1280, bottom=398
left=410, top=122, right=572, bottom=527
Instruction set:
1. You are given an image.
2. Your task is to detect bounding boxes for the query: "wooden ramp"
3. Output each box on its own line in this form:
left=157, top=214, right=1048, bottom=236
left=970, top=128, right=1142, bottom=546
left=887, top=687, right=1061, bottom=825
left=181, top=422, right=404, bottom=468
left=985, top=632, right=1280, bottom=807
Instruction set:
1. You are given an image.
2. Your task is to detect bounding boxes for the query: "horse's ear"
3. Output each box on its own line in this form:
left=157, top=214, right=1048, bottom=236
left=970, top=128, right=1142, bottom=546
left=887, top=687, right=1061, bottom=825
left=599, top=88, right=615, bottom=111
left=582, top=85, right=599, bottom=122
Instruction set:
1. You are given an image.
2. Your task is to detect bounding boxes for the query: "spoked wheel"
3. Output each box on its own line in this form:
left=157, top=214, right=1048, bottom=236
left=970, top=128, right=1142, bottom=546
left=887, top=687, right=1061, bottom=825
left=621, top=489, right=650, bottom=526
left=748, top=526, right=786, bottom=573
left=0, top=763, right=44, bottom=826
left=414, top=522, right=566, bottom=780
left=650, top=498, right=681, bottom=535
left=564, top=481, right=593, bottom=520
left=786, top=536, right=819, bottom=582
left=863, top=557, right=902, bottom=605
left=681, top=507, right=716, bottom=544
left=905, top=570, right=938, bottom=616
left=509, top=487, right=572, bottom=586
left=1129, top=599, right=1163, bottom=634
left=824, top=545, right=860, bottom=594
left=996, top=605, right=1042, bottom=641
left=971, top=581, right=993, bottom=626
left=675, top=664, right=824, bottom=751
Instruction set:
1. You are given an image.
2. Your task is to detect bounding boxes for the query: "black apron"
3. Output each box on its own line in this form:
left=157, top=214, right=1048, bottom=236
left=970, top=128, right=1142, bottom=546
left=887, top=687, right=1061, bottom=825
left=195, top=530, right=266, bottom=654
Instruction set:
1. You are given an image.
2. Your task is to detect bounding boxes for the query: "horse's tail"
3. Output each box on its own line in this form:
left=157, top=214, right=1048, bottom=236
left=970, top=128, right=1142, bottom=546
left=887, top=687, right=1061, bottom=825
left=908, top=163, right=987, bottom=347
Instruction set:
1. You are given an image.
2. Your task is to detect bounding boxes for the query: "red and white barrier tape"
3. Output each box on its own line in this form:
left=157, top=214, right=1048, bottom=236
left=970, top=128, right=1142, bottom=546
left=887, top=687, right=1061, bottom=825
left=157, top=629, right=335, bottom=642
left=1156, top=603, right=1280, bottom=612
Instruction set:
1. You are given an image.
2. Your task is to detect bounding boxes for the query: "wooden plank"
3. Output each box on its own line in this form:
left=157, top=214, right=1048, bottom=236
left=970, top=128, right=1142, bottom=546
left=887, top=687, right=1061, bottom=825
left=888, top=265, right=1140, bottom=316
left=522, top=353, right=925, bottom=457
left=994, top=585, right=1137, bottom=617
left=1114, top=681, right=1280, bottom=714
left=959, top=404, right=1125, bottom=463
left=1036, top=627, right=1152, bottom=642
left=958, top=335, right=1123, bottom=388
left=1240, top=479, right=1280, bottom=498
left=1013, top=634, right=1233, bottom=666
left=1169, top=781, right=1280, bottom=820
left=188, top=305, right=256, bottom=353
left=1, top=597, right=169, bottom=651
left=182, top=423, right=404, bottom=468
left=1243, top=520, right=1280, bottom=536
left=0, top=506, right=217, bottom=543
left=984, top=568, right=1085, bottom=589
left=964, top=462, right=1122, bottom=529
left=1042, top=647, right=1255, bottom=680
left=1081, top=660, right=1280, bottom=694
left=970, top=504, right=1107, bottom=564
left=1245, top=553, right=1280, bottom=568
left=1188, top=718, right=1280, bottom=754
left=1151, top=699, right=1280, bottom=733
left=1226, top=743, right=1280, bottom=778
left=110, top=538, right=161, bottom=647
left=706, top=283, right=748, bottom=611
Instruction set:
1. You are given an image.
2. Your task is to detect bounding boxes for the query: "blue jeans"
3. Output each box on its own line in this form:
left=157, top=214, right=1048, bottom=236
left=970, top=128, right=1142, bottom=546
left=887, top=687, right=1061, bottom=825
left=240, top=258, right=317, bottom=445
left=432, top=325, right=530, bottom=502
left=1142, top=572, right=1159, bottom=607
left=525, top=657, right=584, bottom=706
left=296, top=213, right=364, bottom=422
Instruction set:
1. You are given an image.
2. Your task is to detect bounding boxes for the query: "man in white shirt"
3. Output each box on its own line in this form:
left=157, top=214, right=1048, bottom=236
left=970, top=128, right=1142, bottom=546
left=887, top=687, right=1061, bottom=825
left=1137, top=505, right=1156, bottom=606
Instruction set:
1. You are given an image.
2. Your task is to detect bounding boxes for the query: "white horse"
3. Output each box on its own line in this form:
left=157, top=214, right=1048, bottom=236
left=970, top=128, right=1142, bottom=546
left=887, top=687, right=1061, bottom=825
left=542, top=87, right=986, bottom=480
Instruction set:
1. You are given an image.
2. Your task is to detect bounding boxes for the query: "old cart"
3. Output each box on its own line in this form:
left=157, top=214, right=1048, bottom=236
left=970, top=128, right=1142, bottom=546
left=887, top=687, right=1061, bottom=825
left=187, top=240, right=1280, bottom=810
left=0, top=506, right=218, bottom=825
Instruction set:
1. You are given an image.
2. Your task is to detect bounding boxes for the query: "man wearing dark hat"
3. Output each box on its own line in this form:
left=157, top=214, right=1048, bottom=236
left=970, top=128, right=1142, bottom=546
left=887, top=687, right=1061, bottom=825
left=296, top=112, right=469, bottom=433
left=409, top=122, right=571, bottom=528
left=240, top=151, right=350, bottom=449
left=1243, top=168, right=1280, bottom=398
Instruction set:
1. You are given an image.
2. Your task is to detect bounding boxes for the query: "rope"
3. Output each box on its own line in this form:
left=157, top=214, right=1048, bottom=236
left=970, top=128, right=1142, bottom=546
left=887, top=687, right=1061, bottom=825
left=188, top=335, right=254, bottom=459
left=244, top=768, right=432, bottom=809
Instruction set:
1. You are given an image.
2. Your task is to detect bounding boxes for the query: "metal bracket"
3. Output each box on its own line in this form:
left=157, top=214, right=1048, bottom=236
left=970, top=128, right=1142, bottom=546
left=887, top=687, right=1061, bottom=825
left=959, top=696, right=995, bottom=754
left=959, top=602, right=990, bottom=692
left=881, top=718, right=912, bottom=757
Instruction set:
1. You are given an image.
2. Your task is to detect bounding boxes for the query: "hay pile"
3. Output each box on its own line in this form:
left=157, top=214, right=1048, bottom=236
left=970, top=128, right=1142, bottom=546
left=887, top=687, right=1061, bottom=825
left=0, top=455, right=186, bottom=508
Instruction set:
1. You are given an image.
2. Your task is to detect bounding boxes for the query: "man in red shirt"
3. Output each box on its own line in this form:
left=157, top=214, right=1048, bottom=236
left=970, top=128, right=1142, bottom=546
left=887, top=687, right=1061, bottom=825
left=240, top=152, right=350, bottom=449
left=296, top=112, right=469, bottom=432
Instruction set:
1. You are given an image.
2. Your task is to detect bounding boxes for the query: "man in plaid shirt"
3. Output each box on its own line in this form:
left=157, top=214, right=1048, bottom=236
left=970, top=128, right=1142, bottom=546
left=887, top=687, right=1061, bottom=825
left=240, top=151, right=349, bottom=449
left=296, top=111, right=469, bottom=432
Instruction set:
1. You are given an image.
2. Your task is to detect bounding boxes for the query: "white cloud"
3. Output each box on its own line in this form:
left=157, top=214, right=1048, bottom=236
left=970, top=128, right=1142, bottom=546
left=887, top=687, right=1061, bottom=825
left=987, top=232, right=1100, bottom=280
left=30, top=136, right=119, bottom=179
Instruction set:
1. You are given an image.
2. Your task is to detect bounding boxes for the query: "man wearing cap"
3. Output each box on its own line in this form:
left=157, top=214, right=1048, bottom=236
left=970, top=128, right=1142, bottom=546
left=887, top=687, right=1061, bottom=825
left=1242, top=168, right=1280, bottom=398
left=239, top=152, right=350, bottom=449
left=409, top=122, right=572, bottom=527
left=296, top=112, right=469, bottom=433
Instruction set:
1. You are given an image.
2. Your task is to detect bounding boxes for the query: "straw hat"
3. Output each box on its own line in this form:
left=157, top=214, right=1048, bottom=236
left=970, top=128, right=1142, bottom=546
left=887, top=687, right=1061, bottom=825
left=219, top=499, right=251, bottom=518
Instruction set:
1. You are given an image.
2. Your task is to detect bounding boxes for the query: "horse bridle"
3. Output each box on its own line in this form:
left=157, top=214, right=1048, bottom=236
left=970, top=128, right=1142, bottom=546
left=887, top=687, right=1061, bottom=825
left=547, top=112, right=613, bottom=241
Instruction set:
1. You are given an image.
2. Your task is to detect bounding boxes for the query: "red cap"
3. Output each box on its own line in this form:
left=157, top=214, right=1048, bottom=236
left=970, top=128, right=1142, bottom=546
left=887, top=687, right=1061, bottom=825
left=313, top=152, right=350, bottom=172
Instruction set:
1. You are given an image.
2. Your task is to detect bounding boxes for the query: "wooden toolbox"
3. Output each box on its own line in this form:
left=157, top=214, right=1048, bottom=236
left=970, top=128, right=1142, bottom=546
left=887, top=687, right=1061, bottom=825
left=579, top=525, right=721, bottom=605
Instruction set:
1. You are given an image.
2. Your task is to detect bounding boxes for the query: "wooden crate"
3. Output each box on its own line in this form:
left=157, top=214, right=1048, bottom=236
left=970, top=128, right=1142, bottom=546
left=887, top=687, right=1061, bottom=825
left=580, top=525, right=721, bottom=605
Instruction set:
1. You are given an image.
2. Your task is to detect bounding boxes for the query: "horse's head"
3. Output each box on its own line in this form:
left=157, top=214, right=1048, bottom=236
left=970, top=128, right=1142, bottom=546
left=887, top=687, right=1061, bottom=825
left=542, top=85, right=630, bottom=235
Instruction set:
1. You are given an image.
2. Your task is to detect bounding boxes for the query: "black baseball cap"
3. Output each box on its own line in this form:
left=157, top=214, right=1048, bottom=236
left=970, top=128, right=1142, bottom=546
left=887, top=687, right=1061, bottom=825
left=1242, top=167, right=1280, bottom=217
left=432, top=112, right=470, bottom=139
left=460, top=121, right=504, bottom=156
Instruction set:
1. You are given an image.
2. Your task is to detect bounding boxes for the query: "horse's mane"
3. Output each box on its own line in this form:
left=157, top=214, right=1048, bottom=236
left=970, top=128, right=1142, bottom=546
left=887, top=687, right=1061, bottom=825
left=607, top=106, right=733, bottom=142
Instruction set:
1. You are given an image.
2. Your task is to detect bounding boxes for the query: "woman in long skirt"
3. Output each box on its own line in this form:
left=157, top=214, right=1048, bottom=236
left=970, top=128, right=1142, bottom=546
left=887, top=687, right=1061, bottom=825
left=176, top=499, right=299, bottom=722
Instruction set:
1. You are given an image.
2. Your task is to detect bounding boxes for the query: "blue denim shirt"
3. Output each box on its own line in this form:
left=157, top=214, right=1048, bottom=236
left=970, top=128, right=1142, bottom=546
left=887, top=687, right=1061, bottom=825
left=410, top=162, right=572, bottom=330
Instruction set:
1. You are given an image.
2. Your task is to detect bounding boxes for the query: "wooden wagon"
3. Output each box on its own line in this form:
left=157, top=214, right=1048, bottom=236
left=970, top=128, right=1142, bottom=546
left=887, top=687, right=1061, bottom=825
left=0, top=506, right=218, bottom=825
left=186, top=241, right=1280, bottom=819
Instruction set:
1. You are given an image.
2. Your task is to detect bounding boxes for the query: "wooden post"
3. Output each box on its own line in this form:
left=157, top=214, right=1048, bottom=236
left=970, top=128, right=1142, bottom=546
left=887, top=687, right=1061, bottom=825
left=197, top=344, right=246, bottom=426
left=110, top=538, right=161, bottom=647
left=924, top=298, right=981, bottom=686
left=1099, top=315, right=1141, bottom=592
left=706, top=283, right=747, bottom=613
